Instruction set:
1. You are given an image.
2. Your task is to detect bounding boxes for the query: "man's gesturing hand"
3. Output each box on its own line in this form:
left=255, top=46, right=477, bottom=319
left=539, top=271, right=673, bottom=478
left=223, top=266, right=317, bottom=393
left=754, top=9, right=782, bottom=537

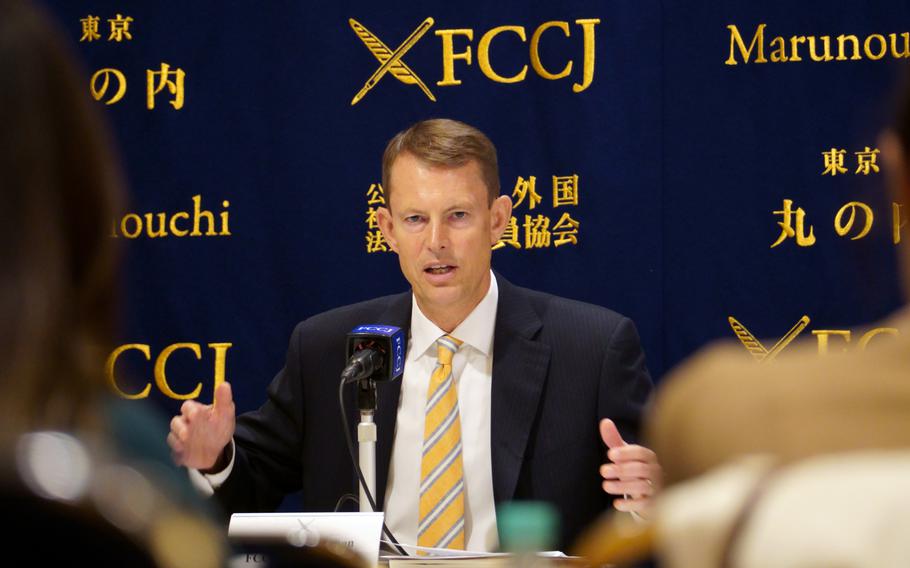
left=598, top=418, right=662, bottom=517
left=168, top=382, right=236, bottom=472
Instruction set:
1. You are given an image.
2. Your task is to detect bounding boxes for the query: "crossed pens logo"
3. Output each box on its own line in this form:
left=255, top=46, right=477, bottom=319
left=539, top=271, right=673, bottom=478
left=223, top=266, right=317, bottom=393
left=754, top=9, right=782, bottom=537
left=728, top=315, right=810, bottom=362
left=729, top=315, right=901, bottom=357
left=349, top=17, right=436, bottom=105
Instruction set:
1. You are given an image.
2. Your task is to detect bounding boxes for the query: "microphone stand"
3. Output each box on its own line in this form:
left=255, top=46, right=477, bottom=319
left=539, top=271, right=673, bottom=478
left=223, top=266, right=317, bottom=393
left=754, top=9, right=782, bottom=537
left=357, top=378, right=378, bottom=513
left=339, top=345, right=408, bottom=555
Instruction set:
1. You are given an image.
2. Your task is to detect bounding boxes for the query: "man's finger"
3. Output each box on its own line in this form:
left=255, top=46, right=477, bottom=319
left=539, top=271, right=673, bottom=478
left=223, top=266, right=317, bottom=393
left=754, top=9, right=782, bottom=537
left=600, top=464, right=617, bottom=479
left=180, top=400, right=205, bottom=421
left=602, top=479, right=654, bottom=497
left=607, top=444, right=657, bottom=464
left=170, top=416, right=188, bottom=441
left=601, top=461, right=652, bottom=480
left=599, top=418, right=626, bottom=449
left=167, top=432, right=184, bottom=455
left=213, top=382, right=234, bottom=415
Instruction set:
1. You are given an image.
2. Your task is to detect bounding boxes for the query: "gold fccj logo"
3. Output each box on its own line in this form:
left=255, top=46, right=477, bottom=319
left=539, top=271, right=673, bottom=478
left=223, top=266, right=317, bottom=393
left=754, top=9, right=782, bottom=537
left=348, top=17, right=601, bottom=105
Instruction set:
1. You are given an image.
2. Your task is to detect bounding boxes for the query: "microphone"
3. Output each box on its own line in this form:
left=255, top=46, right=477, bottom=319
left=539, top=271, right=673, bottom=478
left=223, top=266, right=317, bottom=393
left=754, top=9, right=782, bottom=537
left=341, top=324, right=406, bottom=384
left=337, top=324, right=410, bottom=554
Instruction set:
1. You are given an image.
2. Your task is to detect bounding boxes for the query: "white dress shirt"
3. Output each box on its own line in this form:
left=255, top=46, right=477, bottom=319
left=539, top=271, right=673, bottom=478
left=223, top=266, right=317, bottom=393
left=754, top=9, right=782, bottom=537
left=384, top=273, right=499, bottom=552
left=191, top=273, right=500, bottom=551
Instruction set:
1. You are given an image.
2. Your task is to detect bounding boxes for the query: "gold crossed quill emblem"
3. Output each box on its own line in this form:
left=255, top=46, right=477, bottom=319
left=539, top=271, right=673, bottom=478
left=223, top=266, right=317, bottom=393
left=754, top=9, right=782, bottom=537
left=728, top=315, right=810, bottom=362
left=349, top=17, right=436, bottom=105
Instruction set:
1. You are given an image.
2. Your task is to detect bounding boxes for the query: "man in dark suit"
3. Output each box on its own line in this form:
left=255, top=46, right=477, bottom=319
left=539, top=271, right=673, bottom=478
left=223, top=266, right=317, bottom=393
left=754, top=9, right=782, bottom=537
left=168, top=119, right=660, bottom=550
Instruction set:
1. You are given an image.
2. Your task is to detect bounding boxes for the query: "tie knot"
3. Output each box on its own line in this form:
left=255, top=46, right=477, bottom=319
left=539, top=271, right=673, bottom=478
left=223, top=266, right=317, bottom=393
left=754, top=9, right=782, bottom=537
left=435, top=335, right=462, bottom=365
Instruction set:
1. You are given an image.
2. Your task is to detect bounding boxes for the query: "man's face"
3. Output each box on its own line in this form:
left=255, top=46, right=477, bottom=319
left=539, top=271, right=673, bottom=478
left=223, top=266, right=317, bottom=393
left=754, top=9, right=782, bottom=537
left=378, top=152, right=511, bottom=330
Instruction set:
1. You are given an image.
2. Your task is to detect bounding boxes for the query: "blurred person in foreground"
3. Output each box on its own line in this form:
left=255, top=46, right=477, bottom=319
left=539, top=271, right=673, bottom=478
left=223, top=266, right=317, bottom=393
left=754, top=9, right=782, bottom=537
left=648, top=84, right=910, bottom=488
left=613, top=75, right=910, bottom=568
left=0, top=1, right=223, bottom=565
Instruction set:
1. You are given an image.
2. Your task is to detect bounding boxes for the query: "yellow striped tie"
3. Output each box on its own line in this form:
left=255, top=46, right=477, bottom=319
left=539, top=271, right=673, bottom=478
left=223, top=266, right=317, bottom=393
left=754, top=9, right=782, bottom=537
left=418, top=335, right=465, bottom=551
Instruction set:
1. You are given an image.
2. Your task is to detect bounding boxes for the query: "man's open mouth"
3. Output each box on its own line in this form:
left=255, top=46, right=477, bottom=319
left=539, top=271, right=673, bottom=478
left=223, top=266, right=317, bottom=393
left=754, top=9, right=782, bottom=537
left=425, top=264, right=455, bottom=275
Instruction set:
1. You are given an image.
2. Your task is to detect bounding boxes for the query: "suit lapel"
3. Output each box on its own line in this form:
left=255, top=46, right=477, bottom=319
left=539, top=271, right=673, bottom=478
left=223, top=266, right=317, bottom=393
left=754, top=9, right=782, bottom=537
left=372, top=292, right=411, bottom=509
left=490, top=274, right=550, bottom=504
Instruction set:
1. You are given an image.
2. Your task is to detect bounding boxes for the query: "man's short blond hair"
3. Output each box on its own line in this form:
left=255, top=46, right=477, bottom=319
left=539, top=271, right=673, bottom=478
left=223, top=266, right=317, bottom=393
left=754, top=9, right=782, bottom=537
left=381, top=118, right=500, bottom=206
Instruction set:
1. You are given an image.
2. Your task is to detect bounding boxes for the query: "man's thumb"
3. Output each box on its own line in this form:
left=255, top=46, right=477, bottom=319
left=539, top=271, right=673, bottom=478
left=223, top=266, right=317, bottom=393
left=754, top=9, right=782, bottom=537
left=213, top=382, right=234, bottom=415
left=599, top=418, right=626, bottom=449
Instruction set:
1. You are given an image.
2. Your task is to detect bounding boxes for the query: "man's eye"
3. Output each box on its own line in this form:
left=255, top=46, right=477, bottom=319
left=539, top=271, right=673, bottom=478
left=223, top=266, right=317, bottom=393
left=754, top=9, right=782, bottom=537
left=405, top=215, right=423, bottom=223
left=451, top=211, right=468, bottom=220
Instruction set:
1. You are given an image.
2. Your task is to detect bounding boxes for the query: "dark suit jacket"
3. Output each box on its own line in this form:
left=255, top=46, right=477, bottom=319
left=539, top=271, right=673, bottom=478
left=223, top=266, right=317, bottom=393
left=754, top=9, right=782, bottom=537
left=215, top=273, right=652, bottom=548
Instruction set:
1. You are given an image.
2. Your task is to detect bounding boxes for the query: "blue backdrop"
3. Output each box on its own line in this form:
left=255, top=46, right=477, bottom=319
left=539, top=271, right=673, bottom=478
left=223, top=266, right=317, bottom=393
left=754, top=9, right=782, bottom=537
left=44, top=1, right=906, bottom=423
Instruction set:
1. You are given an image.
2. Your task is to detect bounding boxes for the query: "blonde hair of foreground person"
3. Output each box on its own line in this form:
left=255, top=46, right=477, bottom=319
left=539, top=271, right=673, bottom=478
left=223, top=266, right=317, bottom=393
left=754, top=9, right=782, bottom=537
left=574, top=71, right=910, bottom=567
left=0, top=0, right=122, bottom=438
left=0, top=3, right=226, bottom=566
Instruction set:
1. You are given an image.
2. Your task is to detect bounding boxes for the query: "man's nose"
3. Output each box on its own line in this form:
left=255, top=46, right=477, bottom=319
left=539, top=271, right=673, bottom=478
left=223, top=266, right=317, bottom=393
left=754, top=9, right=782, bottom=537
left=427, top=219, right=449, bottom=252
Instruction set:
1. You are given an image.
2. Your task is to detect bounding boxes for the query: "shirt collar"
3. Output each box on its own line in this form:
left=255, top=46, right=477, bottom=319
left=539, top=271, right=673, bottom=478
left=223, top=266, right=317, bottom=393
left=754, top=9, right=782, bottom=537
left=408, top=271, right=499, bottom=360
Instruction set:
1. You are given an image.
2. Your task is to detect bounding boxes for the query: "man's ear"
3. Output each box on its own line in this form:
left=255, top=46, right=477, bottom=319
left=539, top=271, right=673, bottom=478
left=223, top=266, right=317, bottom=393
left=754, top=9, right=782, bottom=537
left=489, top=195, right=513, bottom=244
left=376, top=206, right=399, bottom=253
